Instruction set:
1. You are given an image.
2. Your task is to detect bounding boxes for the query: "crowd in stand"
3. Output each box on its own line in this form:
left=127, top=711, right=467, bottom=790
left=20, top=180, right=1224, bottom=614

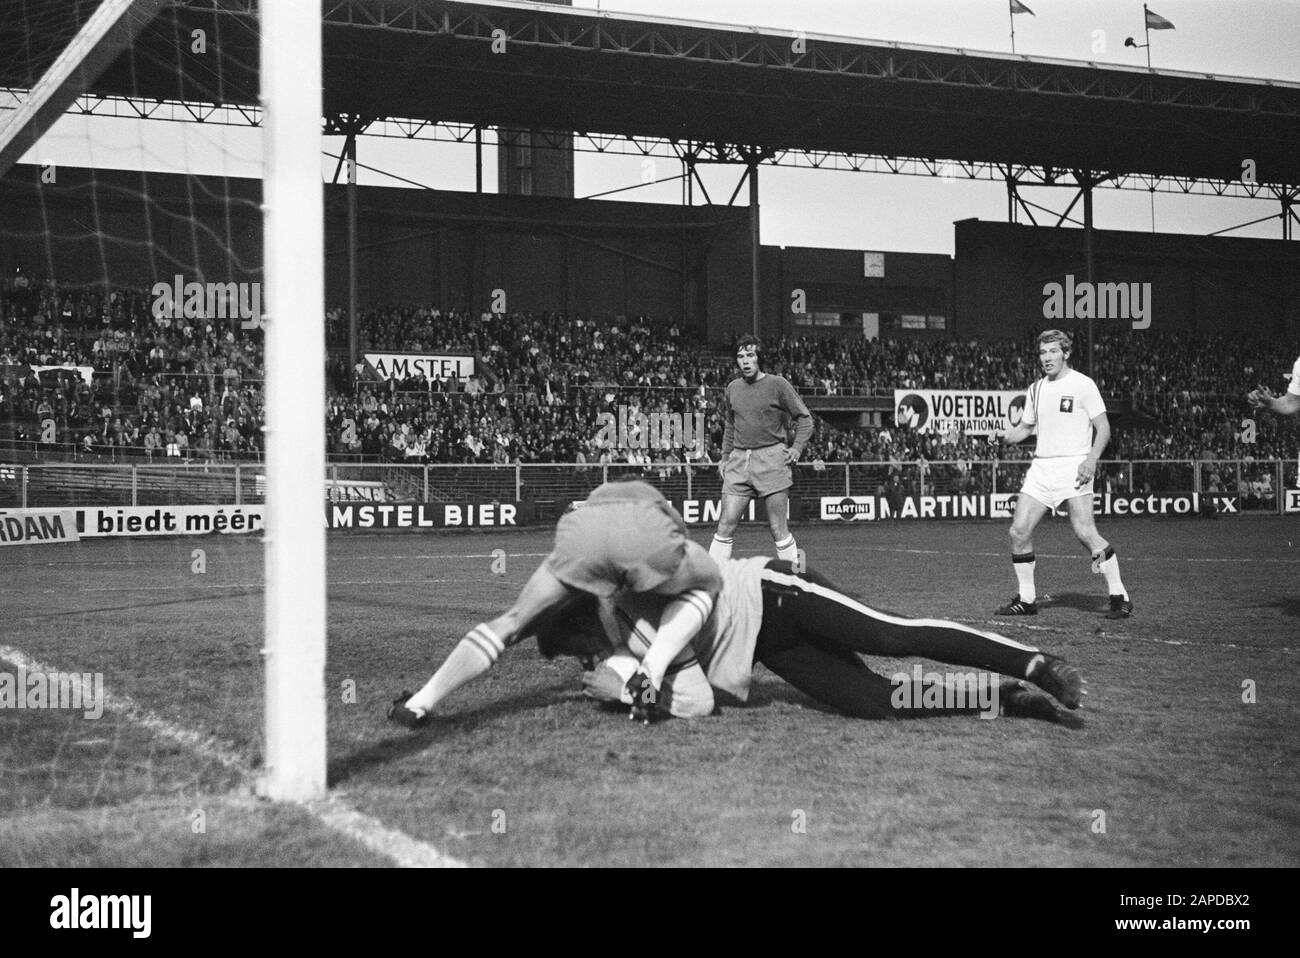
left=325, top=386, right=721, bottom=465
left=3, top=276, right=1296, bottom=473
left=1091, top=331, right=1297, bottom=460
left=1, top=278, right=265, bottom=458
left=766, top=335, right=1039, bottom=393
left=329, top=305, right=729, bottom=393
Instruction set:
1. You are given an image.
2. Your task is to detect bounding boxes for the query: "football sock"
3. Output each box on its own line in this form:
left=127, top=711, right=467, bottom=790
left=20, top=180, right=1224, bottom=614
left=709, top=534, right=734, bottom=562
left=1025, top=653, right=1045, bottom=681
left=406, top=623, right=504, bottom=715
left=1093, top=546, right=1128, bottom=599
left=774, top=535, right=799, bottom=562
left=639, top=589, right=714, bottom=691
left=1012, top=552, right=1036, bottom=603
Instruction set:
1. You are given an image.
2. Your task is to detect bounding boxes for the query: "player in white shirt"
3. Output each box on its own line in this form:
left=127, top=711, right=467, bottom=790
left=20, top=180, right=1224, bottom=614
left=1247, top=354, right=1300, bottom=418
left=995, top=330, right=1131, bottom=619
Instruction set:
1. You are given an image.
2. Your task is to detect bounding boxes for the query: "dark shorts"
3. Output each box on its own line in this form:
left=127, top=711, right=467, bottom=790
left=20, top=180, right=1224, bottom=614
left=546, top=483, right=720, bottom=597
left=752, top=560, right=1037, bottom=719
left=722, top=443, right=792, bottom=498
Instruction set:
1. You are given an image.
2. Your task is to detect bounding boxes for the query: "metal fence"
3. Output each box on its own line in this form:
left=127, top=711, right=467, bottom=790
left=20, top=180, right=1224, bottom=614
left=3, top=459, right=1296, bottom=514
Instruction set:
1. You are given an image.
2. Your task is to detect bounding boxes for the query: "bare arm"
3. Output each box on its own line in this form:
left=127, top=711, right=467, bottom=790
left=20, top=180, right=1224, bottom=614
left=582, top=644, right=715, bottom=719
left=1248, top=361, right=1300, bottom=414
left=1253, top=391, right=1300, bottom=417
left=1088, top=412, right=1111, bottom=460
left=1076, top=412, right=1110, bottom=487
left=999, top=422, right=1036, bottom=446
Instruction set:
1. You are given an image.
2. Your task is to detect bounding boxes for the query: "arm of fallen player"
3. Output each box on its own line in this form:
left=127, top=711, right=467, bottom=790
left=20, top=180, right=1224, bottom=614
left=582, top=652, right=638, bottom=703
left=583, top=646, right=715, bottom=720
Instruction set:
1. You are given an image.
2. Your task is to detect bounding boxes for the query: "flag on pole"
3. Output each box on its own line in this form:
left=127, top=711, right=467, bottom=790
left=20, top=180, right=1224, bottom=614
left=1145, top=8, right=1175, bottom=30
left=1008, top=0, right=1034, bottom=54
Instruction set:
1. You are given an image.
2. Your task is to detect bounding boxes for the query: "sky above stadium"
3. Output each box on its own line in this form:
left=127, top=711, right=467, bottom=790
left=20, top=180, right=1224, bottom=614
left=20, top=0, right=1300, bottom=255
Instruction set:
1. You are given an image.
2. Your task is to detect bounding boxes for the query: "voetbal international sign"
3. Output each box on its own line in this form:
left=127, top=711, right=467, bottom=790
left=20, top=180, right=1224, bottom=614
left=894, top=390, right=1026, bottom=437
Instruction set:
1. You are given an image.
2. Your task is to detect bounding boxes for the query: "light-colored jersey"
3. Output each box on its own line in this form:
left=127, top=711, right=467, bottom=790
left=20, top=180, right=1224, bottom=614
left=1288, top=355, right=1300, bottom=397
left=547, top=481, right=720, bottom=598
left=597, top=555, right=769, bottom=701
left=1023, top=368, right=1106, bottom=458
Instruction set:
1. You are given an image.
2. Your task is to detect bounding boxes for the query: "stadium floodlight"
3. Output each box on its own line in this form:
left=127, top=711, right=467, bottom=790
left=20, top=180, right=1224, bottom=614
left=260, top=0, right=327, bottom=802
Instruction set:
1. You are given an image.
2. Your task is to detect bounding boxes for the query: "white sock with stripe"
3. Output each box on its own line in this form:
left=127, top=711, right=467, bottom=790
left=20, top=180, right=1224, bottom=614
left=406, top=623, right=505, bottom=716
left=1094, top=547, right=1128, bottom=599
left=709, top=534, right=733, bottom=562
left=639, top=589, right=714, bottom=690
left=1012, top=553, right=1036, bottom=604
left=774, top=535, right=798, bottom=562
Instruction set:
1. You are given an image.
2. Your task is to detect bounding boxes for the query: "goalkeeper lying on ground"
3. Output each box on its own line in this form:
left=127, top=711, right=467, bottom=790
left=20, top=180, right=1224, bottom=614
left=389, top=546, right=1088, bottom=728
left=389, top=478, right=720, bottom=727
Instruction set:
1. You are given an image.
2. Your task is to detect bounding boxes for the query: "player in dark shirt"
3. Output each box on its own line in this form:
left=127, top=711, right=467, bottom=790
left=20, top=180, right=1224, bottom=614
left=710, top=335, right=814, bottom=565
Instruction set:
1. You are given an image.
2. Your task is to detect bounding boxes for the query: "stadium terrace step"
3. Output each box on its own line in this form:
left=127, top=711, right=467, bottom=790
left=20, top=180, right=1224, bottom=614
left=19, top=464, right=256, bottom=508
left=380, top=465, right=436, bottom=503
left=804, top=394, right=893, bottom=413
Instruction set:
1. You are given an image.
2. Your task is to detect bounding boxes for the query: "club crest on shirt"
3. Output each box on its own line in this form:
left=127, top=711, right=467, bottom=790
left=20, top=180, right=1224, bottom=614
left=1059, top=396, right=1074, bottom=412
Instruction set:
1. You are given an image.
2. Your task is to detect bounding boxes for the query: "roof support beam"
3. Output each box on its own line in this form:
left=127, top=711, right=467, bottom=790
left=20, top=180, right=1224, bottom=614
left=0, top=0, right=168, bottom=177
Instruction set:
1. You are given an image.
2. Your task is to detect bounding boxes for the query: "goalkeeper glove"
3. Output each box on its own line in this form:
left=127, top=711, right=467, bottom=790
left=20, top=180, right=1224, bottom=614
left=624, top=670, right=663, bottom=724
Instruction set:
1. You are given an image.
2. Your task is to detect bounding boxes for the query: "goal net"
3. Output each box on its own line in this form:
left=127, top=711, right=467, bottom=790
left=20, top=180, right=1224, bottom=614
left=0, top=0, right=325, bottom=861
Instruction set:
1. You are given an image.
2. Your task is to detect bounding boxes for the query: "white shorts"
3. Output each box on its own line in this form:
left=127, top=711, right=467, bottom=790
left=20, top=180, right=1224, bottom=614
left=1019, top=455, right=1093, bottom=511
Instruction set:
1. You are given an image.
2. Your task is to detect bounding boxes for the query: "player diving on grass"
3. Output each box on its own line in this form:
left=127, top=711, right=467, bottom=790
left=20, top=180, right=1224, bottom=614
left=709, top=334, right=813, bottom=566
left=995, top=329, right=1132, bottom=619
left=580, top=556, right=1086, bottom=727
left=388, top=479, right=721, bottom=728
left=389, top=509, right=1088, bottom=730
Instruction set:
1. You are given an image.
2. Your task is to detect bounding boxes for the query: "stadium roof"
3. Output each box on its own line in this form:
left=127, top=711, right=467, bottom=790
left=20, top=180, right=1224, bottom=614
left=5, top=0, right=1300, bottom=189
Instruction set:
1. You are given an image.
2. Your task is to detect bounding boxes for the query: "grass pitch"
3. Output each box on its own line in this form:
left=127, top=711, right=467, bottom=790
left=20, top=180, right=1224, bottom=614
left=2, top=516, right=1298, bottom=867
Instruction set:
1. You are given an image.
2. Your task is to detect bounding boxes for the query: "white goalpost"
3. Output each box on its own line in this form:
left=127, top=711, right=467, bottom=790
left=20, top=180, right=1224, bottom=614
left=260, top=0, right=327, bottom=801
left=0, top=0, right=328, bottom=806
